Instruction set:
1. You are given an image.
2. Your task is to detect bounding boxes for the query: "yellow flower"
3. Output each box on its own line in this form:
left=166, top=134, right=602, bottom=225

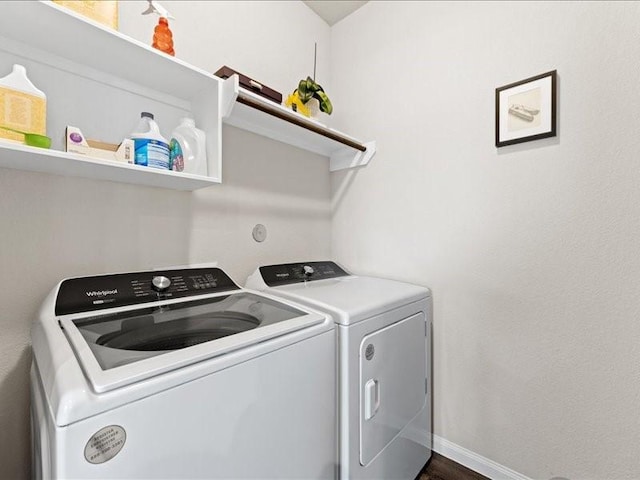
left=285, top=91, right=311, bottom=117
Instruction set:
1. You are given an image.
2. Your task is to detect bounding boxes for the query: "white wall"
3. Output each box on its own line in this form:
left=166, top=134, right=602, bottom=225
left=7, top=2, right=640, bottom=478
left=0, top=2, right=331, bottom=478
left=330, top=1, right=640, bottom=479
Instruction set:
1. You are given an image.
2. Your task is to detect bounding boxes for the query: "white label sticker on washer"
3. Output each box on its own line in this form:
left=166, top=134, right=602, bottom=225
left=84, top=425, right=126, bottom=464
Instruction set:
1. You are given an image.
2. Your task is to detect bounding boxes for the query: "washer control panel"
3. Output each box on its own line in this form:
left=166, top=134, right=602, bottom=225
left=259, top=261, right=349, bottom=287
left=56, top=268, right=239, bottom=315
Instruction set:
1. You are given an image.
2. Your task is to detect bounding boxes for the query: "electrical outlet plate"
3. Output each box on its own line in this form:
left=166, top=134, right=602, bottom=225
left=252, top=224, right=267, bottom=242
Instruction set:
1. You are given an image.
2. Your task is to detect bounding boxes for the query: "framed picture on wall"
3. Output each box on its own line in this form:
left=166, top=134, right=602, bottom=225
left=495, top=70, right=557, bottom=147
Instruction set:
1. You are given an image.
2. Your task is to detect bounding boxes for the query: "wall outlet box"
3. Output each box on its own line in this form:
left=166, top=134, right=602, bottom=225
left=65, top=126, right=133, bottom=163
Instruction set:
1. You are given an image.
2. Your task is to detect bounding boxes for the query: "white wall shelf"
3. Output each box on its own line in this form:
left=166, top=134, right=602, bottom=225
left=0, top=0, right=223, bottom=189
left=0, top=1, right=215, bottom=101
left=0, top=1, right=374, bottom=189
left=221, top=76, right=376, bottom=172
left=0, top=143, right=217, bottom=191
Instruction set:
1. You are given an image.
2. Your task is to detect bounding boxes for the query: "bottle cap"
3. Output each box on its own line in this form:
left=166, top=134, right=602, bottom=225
left=141, top=112, right=154, bottom=119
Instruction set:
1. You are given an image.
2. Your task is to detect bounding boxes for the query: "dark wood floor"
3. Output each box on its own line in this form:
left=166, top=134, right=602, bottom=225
left=418, top=453, right=489, bottom=480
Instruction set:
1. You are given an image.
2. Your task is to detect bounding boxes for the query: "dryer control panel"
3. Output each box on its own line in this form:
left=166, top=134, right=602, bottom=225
left=259, top=261, right=349, bottom=287
left=55, top=268, right=239, bottom=315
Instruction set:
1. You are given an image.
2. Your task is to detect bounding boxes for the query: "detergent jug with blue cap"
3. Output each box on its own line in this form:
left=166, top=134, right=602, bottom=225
left=131, top=112, right=170, bottom=170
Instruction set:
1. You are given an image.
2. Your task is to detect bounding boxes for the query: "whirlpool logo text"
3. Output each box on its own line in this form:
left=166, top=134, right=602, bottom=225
left=85, top=289, right=118, bottom=297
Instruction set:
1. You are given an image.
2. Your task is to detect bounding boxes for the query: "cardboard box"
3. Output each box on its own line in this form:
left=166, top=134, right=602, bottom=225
left=53, top=1, right=118, bottom=30
left=214, top=66, right=283, bottom=104
left=66, top=126, right=133, bottom=163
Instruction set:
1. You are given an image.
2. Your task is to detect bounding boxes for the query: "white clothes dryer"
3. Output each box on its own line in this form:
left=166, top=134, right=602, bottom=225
left=246, top=261, right=432, bottom=480
left=31, top=266, right=336, bottom=479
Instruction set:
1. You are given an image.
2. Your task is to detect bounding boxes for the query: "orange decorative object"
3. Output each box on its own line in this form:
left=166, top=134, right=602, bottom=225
left=152, top=17, right=174, bottom=56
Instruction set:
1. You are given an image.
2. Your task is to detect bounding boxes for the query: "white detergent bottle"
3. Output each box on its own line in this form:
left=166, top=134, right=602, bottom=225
left=0, top=64, right=47, bottom=143
left=131, top=112, right=170, bottom=170
left=170, top=117, right=207, bottom=176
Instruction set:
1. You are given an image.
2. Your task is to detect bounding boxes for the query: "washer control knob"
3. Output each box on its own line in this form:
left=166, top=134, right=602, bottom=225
left=152, top=275, right=171, bottom=292
left=302, top=265, right=314, bottom=277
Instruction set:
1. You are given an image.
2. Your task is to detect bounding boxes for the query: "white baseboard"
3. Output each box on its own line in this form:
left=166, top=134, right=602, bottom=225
left=432, top=435, right=532, bottom=480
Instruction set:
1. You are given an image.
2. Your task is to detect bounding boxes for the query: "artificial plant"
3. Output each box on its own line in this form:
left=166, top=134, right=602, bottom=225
left=285, top=43, right=333, bottom=116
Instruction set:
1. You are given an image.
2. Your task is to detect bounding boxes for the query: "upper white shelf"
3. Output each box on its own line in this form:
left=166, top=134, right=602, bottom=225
left=221, top=76, right=376, bottom=172
left=0, top=1, right=218, bottom=101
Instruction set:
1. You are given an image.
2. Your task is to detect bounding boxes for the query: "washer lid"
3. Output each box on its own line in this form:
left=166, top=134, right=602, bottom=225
left=269, top=276, right=430, bottom=325
left=61, top=291, right=324, bottom=392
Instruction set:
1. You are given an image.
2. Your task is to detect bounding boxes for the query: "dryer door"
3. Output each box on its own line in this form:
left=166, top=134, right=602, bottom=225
left=359, top=312, right=427, bottom=466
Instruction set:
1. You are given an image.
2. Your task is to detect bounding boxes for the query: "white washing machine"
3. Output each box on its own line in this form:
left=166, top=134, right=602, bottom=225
left=31, top=266, right=336, bottom=479
left=246, top=261, right=432, bottom=480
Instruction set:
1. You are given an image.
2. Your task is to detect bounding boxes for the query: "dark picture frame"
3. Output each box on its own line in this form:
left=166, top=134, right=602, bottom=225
left=495, top=70, right=557, bottom=147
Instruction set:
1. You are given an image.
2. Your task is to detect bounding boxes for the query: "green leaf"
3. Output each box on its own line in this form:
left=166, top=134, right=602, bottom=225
left=296, top=76, right=331, bottom=112
left=308, top=77, right=321, bottom=93
left=297, top=79, right=312, bottom=103
left=315, top=90, right=333, bottom=115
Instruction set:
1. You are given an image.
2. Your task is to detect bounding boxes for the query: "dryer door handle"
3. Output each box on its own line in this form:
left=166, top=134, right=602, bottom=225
left=364, top=379, right=380, bottom=420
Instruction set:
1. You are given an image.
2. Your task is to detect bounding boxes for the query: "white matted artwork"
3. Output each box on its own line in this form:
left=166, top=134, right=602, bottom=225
left=495, top=70, right=557, bottom=147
